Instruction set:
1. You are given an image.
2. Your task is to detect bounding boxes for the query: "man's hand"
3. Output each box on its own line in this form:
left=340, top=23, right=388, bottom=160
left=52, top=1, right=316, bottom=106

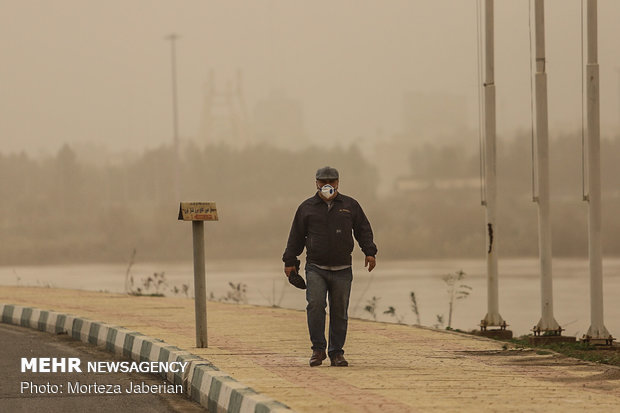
left=284, top=266, right=296, bottom=277
left=365, top=256, right=376, bottom=272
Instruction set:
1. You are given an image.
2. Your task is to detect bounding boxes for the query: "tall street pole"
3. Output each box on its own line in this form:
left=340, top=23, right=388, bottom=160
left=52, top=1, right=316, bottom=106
left=532, top=0, right=560, bottom=333
left=585, top=0, right=611, bottom=341
left=166, top=33, right=181, bottom=202
left=482, top=0, right=504, bottom=328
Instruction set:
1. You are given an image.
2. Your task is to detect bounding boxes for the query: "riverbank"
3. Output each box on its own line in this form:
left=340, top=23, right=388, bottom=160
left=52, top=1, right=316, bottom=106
left=3, top=257, right=620, bottom=337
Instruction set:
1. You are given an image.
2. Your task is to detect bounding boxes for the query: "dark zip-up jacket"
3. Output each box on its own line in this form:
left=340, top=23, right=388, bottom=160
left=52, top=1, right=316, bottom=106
left=282, top=192, right=377, bottom=267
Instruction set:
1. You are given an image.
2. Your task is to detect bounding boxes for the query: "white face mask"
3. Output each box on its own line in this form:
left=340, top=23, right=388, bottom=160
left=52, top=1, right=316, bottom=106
left=320, top=184, right=336, bottom=199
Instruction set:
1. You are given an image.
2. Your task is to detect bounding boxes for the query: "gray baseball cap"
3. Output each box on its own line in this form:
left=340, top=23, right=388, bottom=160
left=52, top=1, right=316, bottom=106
left=316, top=166, right=339, bottom=180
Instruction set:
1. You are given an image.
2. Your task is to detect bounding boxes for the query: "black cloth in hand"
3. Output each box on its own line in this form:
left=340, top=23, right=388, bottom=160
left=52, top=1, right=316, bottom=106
left=288, top=259, right=307, bottom=290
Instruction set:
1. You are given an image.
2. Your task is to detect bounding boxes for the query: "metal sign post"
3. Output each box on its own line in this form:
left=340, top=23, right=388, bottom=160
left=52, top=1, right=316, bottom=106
left=178, top=202, right=218, bottom=348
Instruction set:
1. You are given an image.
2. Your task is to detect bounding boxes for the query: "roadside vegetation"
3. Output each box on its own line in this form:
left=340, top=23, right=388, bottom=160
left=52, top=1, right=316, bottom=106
left=362, top=269, right=471, bottom=329
left=502, top=336, right=620, bottom=368
left=356, top=268, right=620, bottom=368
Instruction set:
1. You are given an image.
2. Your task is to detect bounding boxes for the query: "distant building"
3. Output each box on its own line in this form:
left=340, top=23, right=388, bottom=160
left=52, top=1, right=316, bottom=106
left=402, top=91, right=469, bottom=143
left=253, top=92, right=306, bottom=149
left=369, top=136, right=413, bottom=195
left=368, top=91, right=474, bottom=195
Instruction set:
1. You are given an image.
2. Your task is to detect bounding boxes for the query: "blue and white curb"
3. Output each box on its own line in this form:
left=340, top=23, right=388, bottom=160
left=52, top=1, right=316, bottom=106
left=1, top=303, right=293, bottom=413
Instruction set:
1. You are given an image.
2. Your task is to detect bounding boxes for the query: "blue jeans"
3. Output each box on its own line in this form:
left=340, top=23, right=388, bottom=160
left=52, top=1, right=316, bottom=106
left=305, top=264, right=353, bottom=358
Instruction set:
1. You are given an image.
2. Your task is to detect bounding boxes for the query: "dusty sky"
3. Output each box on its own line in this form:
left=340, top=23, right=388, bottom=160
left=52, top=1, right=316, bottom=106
left=1, top=0, right=619, bottom=156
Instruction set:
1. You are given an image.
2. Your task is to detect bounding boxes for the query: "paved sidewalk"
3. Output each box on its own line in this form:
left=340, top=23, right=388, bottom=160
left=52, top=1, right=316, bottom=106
left=1, top=286, right=619, bottom=412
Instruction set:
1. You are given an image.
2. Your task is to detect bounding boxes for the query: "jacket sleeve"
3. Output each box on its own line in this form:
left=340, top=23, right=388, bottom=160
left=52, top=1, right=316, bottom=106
left=282, top=204, right=307, bottom=266
left=352, top=201, right=377, bottom=257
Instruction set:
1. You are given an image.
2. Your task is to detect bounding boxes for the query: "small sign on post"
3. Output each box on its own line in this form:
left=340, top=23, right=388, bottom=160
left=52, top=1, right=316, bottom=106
left=178, top=202, right=218, bottom=348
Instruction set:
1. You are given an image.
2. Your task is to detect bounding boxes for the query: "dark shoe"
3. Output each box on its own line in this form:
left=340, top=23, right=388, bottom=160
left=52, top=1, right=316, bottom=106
left=330, top=354, right=348, bottom=367
left=309, top=350, right=327, bottom=367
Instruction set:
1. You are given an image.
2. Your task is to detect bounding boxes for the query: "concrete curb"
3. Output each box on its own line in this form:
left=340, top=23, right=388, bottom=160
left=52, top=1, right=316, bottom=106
left=1, top=303, right=293, bottom=413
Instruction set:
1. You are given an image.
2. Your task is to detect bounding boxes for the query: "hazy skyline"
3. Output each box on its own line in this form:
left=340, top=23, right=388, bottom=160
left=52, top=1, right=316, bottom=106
left=2, top=0, right=620, bottom=156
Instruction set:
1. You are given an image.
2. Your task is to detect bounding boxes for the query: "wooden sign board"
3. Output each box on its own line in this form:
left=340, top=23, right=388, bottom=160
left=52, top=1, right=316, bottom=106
left=178, top=202, right=218, bottom=221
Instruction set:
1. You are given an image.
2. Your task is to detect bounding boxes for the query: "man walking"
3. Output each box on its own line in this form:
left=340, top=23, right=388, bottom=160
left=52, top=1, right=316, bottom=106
left=283, top=166, right=377, bottom=367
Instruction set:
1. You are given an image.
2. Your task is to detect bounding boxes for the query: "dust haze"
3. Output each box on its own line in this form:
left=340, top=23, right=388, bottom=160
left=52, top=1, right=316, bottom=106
left=1, top=1, right=620, bottom=265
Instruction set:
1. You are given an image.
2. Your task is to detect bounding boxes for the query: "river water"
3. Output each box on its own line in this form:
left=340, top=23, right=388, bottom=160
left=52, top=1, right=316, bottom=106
left=1, top=258, right=619, bottom=338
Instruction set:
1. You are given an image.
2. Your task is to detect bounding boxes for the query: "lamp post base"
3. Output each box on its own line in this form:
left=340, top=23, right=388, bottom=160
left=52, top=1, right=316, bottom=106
left=528, top=335, right=576, bottom=346
left=474, top=329, right=513, bottom=340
